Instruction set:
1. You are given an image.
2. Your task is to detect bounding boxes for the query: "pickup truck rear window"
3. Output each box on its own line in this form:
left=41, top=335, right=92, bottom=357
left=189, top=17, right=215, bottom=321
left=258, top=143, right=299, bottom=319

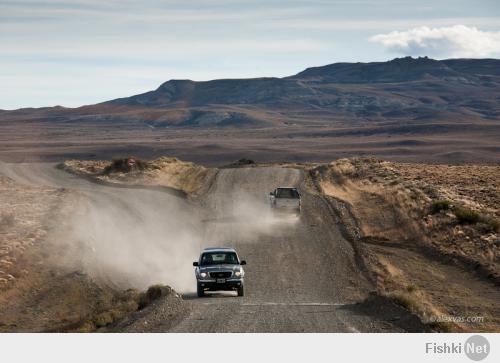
left=276, top=188, right=300, bottom=198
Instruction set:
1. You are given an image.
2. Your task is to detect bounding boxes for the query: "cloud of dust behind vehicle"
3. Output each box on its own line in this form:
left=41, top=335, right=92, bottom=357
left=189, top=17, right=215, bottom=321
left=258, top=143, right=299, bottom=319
left=0, top=162, right=299, bottom=293
left=201, top=188, right=299, bottom=246
left=50, top=187, right=204, bottom=293
left=56, top=186, right=294, bottom=293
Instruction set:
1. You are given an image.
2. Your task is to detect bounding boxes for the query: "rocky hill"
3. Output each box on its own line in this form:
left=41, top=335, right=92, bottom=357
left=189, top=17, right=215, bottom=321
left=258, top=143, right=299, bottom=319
left=1, top=57, right=499, bottom=163
left=2, top=57, right=500, bottom=127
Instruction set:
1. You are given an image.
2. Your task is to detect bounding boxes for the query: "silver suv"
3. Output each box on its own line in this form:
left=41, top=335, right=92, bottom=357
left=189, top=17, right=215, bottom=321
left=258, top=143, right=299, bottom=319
left=193, top=247, right=246, bottom=297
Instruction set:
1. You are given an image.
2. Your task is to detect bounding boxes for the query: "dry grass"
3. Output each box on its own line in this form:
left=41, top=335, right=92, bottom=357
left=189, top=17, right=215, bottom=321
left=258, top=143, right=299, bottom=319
left=0, top=176, right=63, bottom=290
left=312, top=157, right=500, bottom=332
left=0, top=175, right=180, bottom=332
left=316, top=158, right=499, bottom=275
left=76, top=285, right=173, bottom=332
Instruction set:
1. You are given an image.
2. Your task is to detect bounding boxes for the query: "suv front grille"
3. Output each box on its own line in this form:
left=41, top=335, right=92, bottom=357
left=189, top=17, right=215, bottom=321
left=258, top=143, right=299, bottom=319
left=209, top=271, right=232, bottom=278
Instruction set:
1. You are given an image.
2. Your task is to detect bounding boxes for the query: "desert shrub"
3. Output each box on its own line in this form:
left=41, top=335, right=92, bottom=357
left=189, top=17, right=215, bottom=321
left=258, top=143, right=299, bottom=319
left=103, top=157, right=149, bottom=174
left=69, top=286, right=174, bottom=332
left=430, top=200, right=451, bottom=214
left=94, top=312, right=114, bottom=328
left=387, top=291, right=458, bottom=332
left=71, top=289, right=141, bottom=332
left=483, top=218, right=499, bottom=233
left=406, top=284, right=418, bottom=293
left=387, top=291, right=421, bottom=314
left=454, top=207, right=480, bottom=224
left=137, top=284, right=172, bottom=310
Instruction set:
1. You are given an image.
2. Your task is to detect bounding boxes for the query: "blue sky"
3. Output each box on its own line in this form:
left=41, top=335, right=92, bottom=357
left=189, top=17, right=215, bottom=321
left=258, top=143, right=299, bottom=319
left=1, top=0, right=500, bottom=109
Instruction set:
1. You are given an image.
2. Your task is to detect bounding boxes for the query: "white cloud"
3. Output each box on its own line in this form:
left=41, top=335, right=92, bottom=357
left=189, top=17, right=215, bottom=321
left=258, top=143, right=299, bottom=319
left=370, top=25, right=500, bottom=58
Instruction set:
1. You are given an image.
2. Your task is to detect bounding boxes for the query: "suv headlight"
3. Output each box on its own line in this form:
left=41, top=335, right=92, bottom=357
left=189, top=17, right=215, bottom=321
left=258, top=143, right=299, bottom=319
left=200, top=272, right=208, bottom=278
left=234, top=271, right=242, bottom=277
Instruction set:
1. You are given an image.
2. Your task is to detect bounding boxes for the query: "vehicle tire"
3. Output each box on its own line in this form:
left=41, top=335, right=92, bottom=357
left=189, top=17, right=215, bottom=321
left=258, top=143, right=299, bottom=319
left=197, top=283, right=205, bottom=297
left=237, top=285, right=244, bottom=297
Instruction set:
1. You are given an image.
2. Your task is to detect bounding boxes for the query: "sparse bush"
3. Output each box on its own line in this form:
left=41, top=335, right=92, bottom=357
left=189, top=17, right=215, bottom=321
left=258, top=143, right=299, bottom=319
left=387, top=291, right=421, bottom=314
left=137, top=284, right=172, bottom=310
left=73, top=285, right=174, bottom=330
left=430, top=200, right=451, bottom=214
left=406, top=284, right=418, bottom=293
left=483, top=218, right=500, bottom=233
left=103, top=156, right=149, bottom=174
left=71, top=289, right=141, bottom=332
left=454, top=207, right=480, bottom=225
left=386, top=291, right=457, bottom=332
left=94, top=312, right=114, bottom=328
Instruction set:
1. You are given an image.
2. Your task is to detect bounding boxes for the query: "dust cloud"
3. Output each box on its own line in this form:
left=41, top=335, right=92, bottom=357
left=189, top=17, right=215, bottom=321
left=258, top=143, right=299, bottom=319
left=201, top=189, right=299, bottom=246
left=1, top=163, right=298, bottom=294
left=51, top=184, right=295, bottom=293
left=51, top=187, right=204, bottom=293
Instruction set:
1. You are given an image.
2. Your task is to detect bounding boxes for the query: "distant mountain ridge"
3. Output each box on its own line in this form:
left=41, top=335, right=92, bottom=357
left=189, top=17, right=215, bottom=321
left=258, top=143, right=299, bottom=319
left=2, top=57, right=500, bottom=128
left=105, top=57, right=500, bottom=109
left=294, top=57, right=462, bottom=82
left=1, top=56, right=499, bottom=164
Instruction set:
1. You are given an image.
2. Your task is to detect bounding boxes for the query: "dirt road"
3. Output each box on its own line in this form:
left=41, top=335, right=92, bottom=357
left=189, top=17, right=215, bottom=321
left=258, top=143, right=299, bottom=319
left=0, top=163, right=426, bottom=332
left=166, top=167, right=427, bottom=332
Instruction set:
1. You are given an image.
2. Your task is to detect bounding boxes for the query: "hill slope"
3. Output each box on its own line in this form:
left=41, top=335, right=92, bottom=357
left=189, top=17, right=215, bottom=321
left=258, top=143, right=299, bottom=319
left=2, top=57, right=500, bottom=126
left=1, top=57, right=499, bottom=163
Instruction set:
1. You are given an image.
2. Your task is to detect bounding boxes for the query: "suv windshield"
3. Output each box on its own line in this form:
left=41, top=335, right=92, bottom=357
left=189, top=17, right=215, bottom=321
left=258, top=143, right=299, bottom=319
left=200, top=252, right=239, bottom=266
left=276, top=188, right=299, bottom=198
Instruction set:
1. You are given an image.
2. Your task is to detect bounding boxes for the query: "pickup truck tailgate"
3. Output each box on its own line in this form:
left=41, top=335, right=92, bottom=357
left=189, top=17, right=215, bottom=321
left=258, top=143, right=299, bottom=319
left=275, top=198, right=300, bottom=208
